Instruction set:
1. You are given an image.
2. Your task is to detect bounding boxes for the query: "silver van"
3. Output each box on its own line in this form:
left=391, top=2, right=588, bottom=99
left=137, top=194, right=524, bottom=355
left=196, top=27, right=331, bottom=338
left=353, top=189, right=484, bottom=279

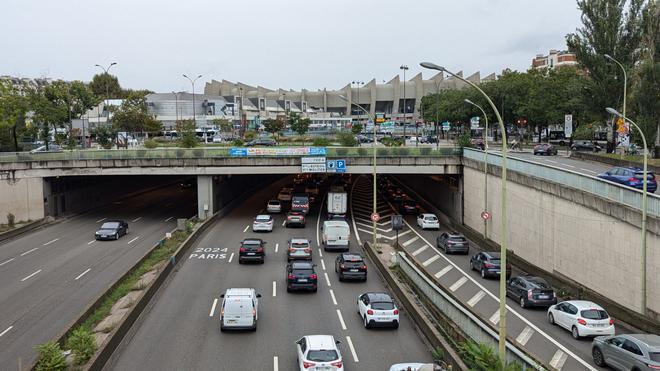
left=322, top=220, right=350, bottom=251
left=220, top=288, right=261, bottom=331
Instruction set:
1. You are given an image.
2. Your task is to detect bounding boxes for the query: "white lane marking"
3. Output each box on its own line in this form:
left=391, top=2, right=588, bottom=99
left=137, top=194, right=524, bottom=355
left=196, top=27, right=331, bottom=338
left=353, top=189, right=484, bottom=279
left=74, top=268, right=91, bottom=280
left=127, top=236, right=140, bottom=244
left=346, top=336, right=359, bottom=363
left=131, top=217, right=142, bottom=222
left=273, top=356, right=278, bottom=371
left=550, top=350, right=568, bottom=370
left=422, top=254, right=440, bottom=267
left=21, top=269, right=42, bottom=282
left=581, top=168, right=597, bottom=174
left=336, top=309, right=347, bottom=330
left=449, top=277, right=468, bottom=292
left=43, top=238, right=59, bottom=246
left=96, top=218, right=106, bottom=223
left=20, top=247, right=39, bottom=256
left=272, top=281, right=277, bottom=297
left=412, top=245, right=428, bottom=256
left=243, top=225, right=249, bottom=233
left=563, top=164, right=575, bottom=168
left=329, top=289, right=338, bottom=305
left=164, top=216, right=174, bottom=222
left=489, top=310, right=500, bottom=325
left=324, top=272, right=331, bottom=287
left=281, top=219, right=286, bottom=227
left=275, top=243, right=279, bottom=253
left=545, top=160, right=558, bottom=164
left=316, top=193, right=327, bottom=247
left=87, top=240, right=96, bottom=245
left=467, top=291, right=486, bottom=307
left=228, top=253, right=234, bottom=263
left=516, top=326, right=534, bottom=346
left=318, top=249, right=323, bottom=258
left=0, top=326, right=13, bottom=337
left=209, top=298, right=218, bottom=317
left=0, top=258, right=15, bottom=267
left=402, top=236, right=419, bottom=247
left=321, top=259, right=326, bottom=271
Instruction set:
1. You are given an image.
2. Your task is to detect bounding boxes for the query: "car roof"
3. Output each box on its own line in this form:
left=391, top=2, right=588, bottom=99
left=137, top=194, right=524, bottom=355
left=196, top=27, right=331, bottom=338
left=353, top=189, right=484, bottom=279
left=420, top=213, right=436, bottom=217
left=521, top=276, right=548, bottom=284
left=366, top=292, right=393, bottom=302
left=224, top=288, right=255, bottom=296
left=482, top=251, right=501, bottom=259
left=242, top=238, right=263, bottom=244
left=446, top=232, right=464, bottom=237
left=305, top=335, right=337, bottom=350
left=341, top=253, right=364, bottom=260
left=623, top=334, right=660, bottom=349
left=563, top=300, right=605, bottom=310
left=290, top=261, right=314, bottom=269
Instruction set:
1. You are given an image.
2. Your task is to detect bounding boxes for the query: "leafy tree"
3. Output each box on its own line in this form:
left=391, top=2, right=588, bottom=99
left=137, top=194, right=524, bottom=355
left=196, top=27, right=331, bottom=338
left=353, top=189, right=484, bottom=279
left=112, top=91, right=162, bottom=135
left=89, top=73, right=122, bottom=99
left=263, top=118, right=285, bottom=139
left=91, top=124, right=116, bottom=149
left=337, top=132, right=357, bottom=146
left=351, top=123, right=364, bottom=135
left=177, top=119, right=198, bottom=148
left=289, top=113, right=310, bottom=144
left=0, top=80, right=31, bottom=151
left=30, top=81, right=70, bottom=149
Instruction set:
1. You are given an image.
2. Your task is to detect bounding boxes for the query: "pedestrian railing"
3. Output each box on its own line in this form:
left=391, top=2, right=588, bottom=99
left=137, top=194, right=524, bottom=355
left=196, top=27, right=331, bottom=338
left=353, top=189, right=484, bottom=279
left=463, top=148, right=660, bottom=217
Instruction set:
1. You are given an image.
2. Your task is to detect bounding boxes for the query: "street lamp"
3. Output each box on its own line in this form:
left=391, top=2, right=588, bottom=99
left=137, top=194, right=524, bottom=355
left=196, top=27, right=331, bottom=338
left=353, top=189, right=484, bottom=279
left=604, top=54, right=627, bottom=153
left=606, top=107, right=648, bottom=315
left=339, top=94, right=378, bottom=254
left=352, top=81, right=364, bottom=129
left=421, top=61, right=509, bottom=364
left=400, top=65, right=409, bottom=143
left=94, top=62, right=117, bottom=123
left=183, top=74, right=202, bottom=125
left=172, top=91, right=179, bottom=124
left=465, top=99, right=489, bottom=239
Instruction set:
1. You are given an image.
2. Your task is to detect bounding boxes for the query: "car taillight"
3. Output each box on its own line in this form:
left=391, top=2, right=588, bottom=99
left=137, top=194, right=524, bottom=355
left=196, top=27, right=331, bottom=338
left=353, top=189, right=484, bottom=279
left=340, top=264, right=345, bottom=269
left=393, top=309, right=399, bottom=315
left=609, top=318, right=613, bottom=325
left=303, top=361, right=315, bottom=368
left=628, top=177, right=638, bottom=182
left=367, top=309, right=374, bottom=315
left=527, top=289, right=533, bottom=299
left=577, top=318, right=587, bottom=326
left=288, top=248, right=294, bottom=252
left=220, top=308, right=224, bottom=316
left=288, top=274, right=295, bottom=279
left=287, top=216, right=293, bottom=220
left=304, top=248, right=311, bottom=253
left=362, top=265, right=367, bottom=270
left=239, top=247, right=246, bottom=252
left=647, top=364, right=660, bottom=370
left=484, top=263, right=493, bottom=268
left=252, top=309, right=256, bottom=317
left=256, top=247, right=264, bottom=252
left=310, top=274, right=317, bottom=280
left=331, top=361, right=343, bottom=368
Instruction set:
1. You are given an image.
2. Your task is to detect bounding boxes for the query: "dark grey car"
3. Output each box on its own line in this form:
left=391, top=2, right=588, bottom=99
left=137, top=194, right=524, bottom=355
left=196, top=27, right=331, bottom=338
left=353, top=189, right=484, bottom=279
left=436, top=232, right=469, bottom=254
left=95, top=220, right=129, bottom=240
left=287, top=238, right=312, bottom=261
left=506, top=275, right=557, bottom=308
left=592, top=334, right=660, bottom=371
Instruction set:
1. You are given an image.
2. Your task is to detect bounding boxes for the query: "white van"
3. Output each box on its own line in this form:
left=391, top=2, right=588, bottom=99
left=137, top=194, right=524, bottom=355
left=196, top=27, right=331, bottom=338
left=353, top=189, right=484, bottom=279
left=322, top=220, right=350, bottom=251
left=220, top=288, right=261, bottom=331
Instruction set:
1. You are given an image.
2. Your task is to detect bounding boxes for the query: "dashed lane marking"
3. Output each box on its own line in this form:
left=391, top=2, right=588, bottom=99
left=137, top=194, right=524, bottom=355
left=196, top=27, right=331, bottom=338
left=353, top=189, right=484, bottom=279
left=434, top=265, right=453, bottom=278
left=549, top=350, right=568, bottom=370
left=449, top=276, right=468, bottom=292
left=74, top=268, right=91, bottom=280
left=0, top=326, right=13, bottom=338
left=228, top=253, right=234, bottom=263
left=516, top=326, right=534, bottom=346
left=489, top=310, right=500, bottom=325
left=0, top=258, right=15, bottom=267
left=318, top=249, right=323, bottom=258
left=275, top=243, right=279, bottom=253
left=467, top=291, right=486, bottom=307
left=324, top=272, right=331, bottom=287
left=411, top=245, right=428, bottom=256
left=329, top=289, right=337, bottom=305
left=581, top=168, right=597, bottom=174
left=95, top=218, right=106, bottom=223
left=164, top=216, right=174, bottom=222
left=209, top=298, right=218, bottom=317
left=243, top=225, right=249, bottom=233
left=87, top=240, right=96, bottom=245
left=273, top=356, right=278, bottom=371
left=321, top=259, right=326, bottom=271
left=422, top=254, right=440, bottom=267
left=21, top=269, right=42, bottom=282
left=346, top=336, right=359, bottom=363
left=336, top=309, right=347, bottom=330
left=402, top=236, right=419, bottom=247
left=20, top=247, right=39, bottom=256
left=127, top=236, right=140, bottom=244
left=43, top=238, right=59, bottom=246
left=272, top=281, right=277, bottom=297
left=131, top=217, right=142, bottom=222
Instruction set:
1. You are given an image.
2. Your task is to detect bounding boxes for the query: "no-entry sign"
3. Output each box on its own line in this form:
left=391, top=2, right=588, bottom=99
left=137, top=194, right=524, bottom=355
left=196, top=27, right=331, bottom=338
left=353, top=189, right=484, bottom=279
left=481, top=211, right=491, bottom=220
left=371, top=213, right=381, bottom=222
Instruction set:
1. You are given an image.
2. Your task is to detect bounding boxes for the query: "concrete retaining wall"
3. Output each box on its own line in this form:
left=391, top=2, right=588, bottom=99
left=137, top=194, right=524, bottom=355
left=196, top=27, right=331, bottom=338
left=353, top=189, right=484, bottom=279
left=392, top=174, right=463, bottom=224
left=0, top=177, right=44, bottom=222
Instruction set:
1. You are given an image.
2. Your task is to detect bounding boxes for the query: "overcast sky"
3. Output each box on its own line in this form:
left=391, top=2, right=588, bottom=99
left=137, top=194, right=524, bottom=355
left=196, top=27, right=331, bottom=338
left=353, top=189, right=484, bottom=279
left=1, top=0, right=582, bottom=93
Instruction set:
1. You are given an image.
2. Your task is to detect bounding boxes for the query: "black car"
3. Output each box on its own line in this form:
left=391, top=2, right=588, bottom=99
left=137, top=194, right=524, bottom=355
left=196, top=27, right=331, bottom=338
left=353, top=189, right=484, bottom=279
left=469, top=251, right=512, bottom=279
left=571, top=141, right=602, bottom=152
left=399, top=199, right=420, bottom=215
left=239, top=238, right=266, bottom=264
left=335, top=253, right=368, bottom=281
left=436, top=232, right=469, bottom=254
left=506, top=275, right=557, bottom=308
left=95, top=220, right=129, bottom=240
left=286, top=261, right=317, bottom=292
left=245, top=138, right=277, bottom=146
left=285, top=211, right=306, bottom=228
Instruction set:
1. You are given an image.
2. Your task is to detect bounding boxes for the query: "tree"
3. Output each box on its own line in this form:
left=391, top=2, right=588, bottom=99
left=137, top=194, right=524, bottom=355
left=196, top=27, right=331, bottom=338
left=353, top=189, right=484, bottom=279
left=30, top=81, right=70, bottom=149
left=112, top=91, right=162, bottom=135
left=0, top=80, right=31, bottom=151
left=91, top=124, right=115, bottom=149
left=351, top=123, right=364, bottom=135
left=213, top=118, right=233, bottom=133
left=289, top=113, right=310, bottom=144
left=89, top=73, right=122, bottom=99
left=263, top=118, right=285, bottom=139
left=177, top=119, right=198, bottom=148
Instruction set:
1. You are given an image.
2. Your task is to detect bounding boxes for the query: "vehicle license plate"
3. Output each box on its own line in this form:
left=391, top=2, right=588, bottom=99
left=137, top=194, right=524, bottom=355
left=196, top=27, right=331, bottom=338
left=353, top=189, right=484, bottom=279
left=247, top=252, right=255, bottom=256
left=298, top=279, right=308, bottom=283
left=350, top=269, right=359, bottom=272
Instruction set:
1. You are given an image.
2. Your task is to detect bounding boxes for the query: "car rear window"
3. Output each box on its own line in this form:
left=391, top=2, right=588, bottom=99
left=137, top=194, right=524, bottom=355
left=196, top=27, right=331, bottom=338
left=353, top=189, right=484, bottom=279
left=293, top=269, right=314, bottom=275
left=243, top=240, right=261, bottom=246
left=634, top=172, right=656, bottom=180
left=292, top=242, right=309, bottom=248
left=649, top=353, right=660, bottom=362
left=489, top=259, right=501, bottom=264
left=580, top=309, right=609, bottom=320
left=101, top=222, right=119, bottom=229
left=528, top=279, right=550, bottom=289
left=425, top=216, right=438, bottom=221
left=371, top=301, right=395, bottom=310
left=307, top=350, right=338, bottom=362
left=256, top=216, right=271, bottom=221
left=268, top=200, right=280, bottom=205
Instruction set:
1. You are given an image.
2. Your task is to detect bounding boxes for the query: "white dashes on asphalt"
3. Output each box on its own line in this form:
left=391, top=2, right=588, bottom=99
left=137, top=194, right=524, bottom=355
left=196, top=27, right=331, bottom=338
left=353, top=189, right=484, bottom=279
left=402, top=236, right=419, bottom=247
left=449, top=277, right=468, bottom=292
left=346, top=336, right=359, bottom=363
left=74, top=268, right=91, bottom=280
left=516, top=326, right=534, bottom=346
left=550, top=350, right=568, bottom=370
left=329, top=289, right=337, bottom=305
left=434, top=265, right=453, bottom=278
left=411, top=245, right=428, bottom=256
left=422, top=255, right=440, bottom=267
left=324, top=272, right=331, bottom=287
left=209, top=298, right=218, bottom=317
left=336, top=309, right=347, bottom=330
left=467, top=291, right=486, bottom=307
left=489, top=310, right=500, bottom=325
left=20, top=269, right=42, bottom=282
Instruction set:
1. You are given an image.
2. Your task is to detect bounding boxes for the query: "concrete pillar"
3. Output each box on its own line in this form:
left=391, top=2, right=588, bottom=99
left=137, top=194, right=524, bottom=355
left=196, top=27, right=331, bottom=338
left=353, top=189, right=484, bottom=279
left=197, top=175, right=215, bottom=220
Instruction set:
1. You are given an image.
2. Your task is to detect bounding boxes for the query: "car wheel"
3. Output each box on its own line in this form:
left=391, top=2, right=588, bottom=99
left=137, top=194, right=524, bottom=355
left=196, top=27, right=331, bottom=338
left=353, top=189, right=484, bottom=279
left=548, top=312, right=555, bottom=325
left=519, top=296, right=526, bottom=308
left=572, top=326, right=581, bottom=340
left=481, top=268, right=487, bottom=279
left=338, top=274, right=343, bottom=282
left=115, top=233, right=119, bottom=240
left=393, top=321, right=399, bottom=329
left=592, top=347, right=606, bottom=367
left=363, top=316, right=370, bottom=329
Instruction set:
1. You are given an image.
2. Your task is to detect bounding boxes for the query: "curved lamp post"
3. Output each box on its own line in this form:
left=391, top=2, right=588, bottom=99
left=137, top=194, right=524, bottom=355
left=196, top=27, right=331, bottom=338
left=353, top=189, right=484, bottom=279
left=465, top=99, right=489, bottom=239
left=339, top=94, right=378, bottom=253
left=606, top=107, right=648, bottom=315
left=604, top=54, right=627, bottom=153
left=421, top=61, right=509, bottom=364
left=183, top=74, right=203, bottom=125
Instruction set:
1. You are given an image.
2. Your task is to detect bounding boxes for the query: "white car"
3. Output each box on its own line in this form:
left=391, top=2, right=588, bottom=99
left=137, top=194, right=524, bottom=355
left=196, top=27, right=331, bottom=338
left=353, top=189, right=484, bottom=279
left=357, top=292, right=399, bottom=329
left=278, top=189, right=292, bottom=202
left=266, top=200, right=282, bottom=213
left=547, top=300, right=615, bottom=339
left=389, top=364, right=440, bottom=371
left=295, top=335, right=344, bottom=371
left=416, top=213, right=439, bottom=230
left=219, top=288, right=261, bottom=331
left=252, top=215, right=274, bottom=232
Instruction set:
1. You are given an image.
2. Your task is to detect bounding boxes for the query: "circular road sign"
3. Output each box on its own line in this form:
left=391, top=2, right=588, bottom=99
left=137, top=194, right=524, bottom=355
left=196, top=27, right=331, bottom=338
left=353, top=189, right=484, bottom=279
left=481, top=211, right=491, bottom=220
left=371, top=213, right=381, bottom=222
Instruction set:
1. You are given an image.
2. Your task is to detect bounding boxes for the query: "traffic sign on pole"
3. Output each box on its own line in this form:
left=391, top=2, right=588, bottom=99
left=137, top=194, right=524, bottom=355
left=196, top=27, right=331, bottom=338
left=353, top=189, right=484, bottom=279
left=481, top=211, right=491, bottom=220
left=371, top=213, right=381, bottom=222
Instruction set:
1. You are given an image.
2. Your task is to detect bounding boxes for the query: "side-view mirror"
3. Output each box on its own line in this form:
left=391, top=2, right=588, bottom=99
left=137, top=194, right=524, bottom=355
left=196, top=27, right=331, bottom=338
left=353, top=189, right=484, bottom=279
left=256, top=293, right=262, bottom=298
left=335, top=340, right=342, bottom=344
left=296, top=339, right=303, bottom=345
left=220, top=294, right=225, bottom=298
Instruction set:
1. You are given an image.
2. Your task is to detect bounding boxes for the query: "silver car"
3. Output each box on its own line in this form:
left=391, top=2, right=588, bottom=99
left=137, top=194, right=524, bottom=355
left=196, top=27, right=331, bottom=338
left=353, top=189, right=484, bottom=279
left=267, top=200, right=282, bottom=213
left=252, top=215, right=274, bottom=232
left=592, top=334, right=660, bottom=370
left=287, top=238, right=312, bottom=261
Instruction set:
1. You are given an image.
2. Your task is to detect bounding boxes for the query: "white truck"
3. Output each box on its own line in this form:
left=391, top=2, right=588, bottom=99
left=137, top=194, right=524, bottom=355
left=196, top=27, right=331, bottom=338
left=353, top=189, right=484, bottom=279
left=322, top=220, right=350, bottom=251
left=327, top=190, right=348, bottom=218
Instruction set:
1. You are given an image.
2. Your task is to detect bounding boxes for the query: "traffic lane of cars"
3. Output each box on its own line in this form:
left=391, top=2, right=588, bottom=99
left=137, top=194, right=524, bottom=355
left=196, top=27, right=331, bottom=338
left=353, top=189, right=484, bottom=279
left=504, top=150, right=612, bottom=175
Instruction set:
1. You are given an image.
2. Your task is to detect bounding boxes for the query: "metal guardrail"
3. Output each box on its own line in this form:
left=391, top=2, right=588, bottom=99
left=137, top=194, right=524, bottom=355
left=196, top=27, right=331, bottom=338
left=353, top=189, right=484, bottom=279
left=395, top=251, right=543, bottom=370
left=463, top=148, right=660, bottom=217
left=0, top=146, right=462, bottom=163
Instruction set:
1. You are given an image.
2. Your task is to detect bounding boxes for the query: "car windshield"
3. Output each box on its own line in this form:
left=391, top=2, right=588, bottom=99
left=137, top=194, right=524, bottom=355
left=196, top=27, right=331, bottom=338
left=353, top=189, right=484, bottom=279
left=307, top=350, right=338, bottom=362
left=101, top=222, right=119, bottom=229
left=580, top=309, right=609, bottom=320
left=488, top=259, right=501, bottom=264
left=528, top=279, right=550, bottom=288
left=371, top=301, right=395, bottom=310
left=268, top=200, right=280, bottom=205
left=243, top=240, right=261, bottom=246
left=649, top=353, right=660, bottom=362
left=255, top=216, right=271, bottom=222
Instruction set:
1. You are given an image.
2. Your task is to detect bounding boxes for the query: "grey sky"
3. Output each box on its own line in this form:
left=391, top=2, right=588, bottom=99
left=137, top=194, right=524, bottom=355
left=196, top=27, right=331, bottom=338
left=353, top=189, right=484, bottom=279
left=1, top=0, right=582, bottom=93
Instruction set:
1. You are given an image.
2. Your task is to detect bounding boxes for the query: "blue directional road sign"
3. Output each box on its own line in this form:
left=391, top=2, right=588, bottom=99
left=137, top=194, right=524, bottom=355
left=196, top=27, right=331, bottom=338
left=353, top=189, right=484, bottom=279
left=326, top=160, right=336, bottom=172
left=336, top=159, right=346, bottom=173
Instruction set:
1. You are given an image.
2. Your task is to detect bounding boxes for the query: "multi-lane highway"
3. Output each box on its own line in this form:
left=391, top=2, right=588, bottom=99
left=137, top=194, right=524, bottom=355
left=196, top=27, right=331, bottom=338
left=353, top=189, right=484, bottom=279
left=0, top=183, right=196, bottom=369
left=106, top=178, right=433, bottom=371
left=351, top=175, right=633, bottom=370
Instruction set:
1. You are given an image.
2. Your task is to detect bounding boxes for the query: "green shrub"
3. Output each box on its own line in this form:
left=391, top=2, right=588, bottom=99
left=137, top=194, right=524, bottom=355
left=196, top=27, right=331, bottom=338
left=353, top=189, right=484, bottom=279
left=34, top=341, right=66, bottom=371
left=337, top=132, right=357, bottom=147
left=458, top=341, right=523, bottom=371
left=420, top=147, right=432, bottom=155
left=431, top=346, right=445, bottom=361
left=136, top=149, right=147, bottom=158
left=357, top=147, right=368, bottom=156
left=232, top=139, right=244, bottom=146
left=67, top=327, right=97, bottom=365
left=144, top=139, right=158, bottom=149
left=335, top=148, right=348, bottom=156
left=457, top=133, right=471, bottom=148
left=244, top=131, right=256, bottom=140
left=312, top=137, right=330, bottom=147
left=7, top=213, right=15, bottom=227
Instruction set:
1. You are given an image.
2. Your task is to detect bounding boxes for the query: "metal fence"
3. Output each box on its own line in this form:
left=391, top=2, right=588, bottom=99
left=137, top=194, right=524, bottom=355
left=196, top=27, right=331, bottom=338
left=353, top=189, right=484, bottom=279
left=463, top=148, right=660, bottom=217
left=0, top=146, right=462, bottom=163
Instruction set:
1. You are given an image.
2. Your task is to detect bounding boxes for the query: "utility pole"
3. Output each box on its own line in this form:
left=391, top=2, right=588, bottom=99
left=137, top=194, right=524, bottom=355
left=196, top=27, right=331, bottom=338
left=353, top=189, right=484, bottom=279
left=183, top=74, right=202, bottom=126
left=400, top=65, right=409, bottom=144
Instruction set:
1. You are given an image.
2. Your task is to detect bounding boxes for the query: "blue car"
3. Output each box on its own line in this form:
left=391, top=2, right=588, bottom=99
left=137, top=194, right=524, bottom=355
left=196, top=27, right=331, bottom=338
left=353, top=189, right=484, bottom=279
left=597, top=167, right=657, bottom=193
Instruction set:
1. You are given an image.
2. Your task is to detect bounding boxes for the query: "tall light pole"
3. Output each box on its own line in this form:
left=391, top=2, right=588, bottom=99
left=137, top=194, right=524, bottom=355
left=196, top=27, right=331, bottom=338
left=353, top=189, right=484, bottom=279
left=466, top=99, right=490, bottom=239
left=606, top=107, right=648, bottom=315
left=422, top=62, right=508, bottom=364
left=340, top=94, right=378, bottom=252
left=434, top=79, right=441, bottom=147
left=172, top=91, right=179, bottom=124
left=352, top=81, right=364, bottom=130
left=604, top=54, right=627, bottom=153
left=183, top=74, right=202, bottom=125
left=400, top=65, right=409, bottom=143
left=94, top=62, right=117, bottom=124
